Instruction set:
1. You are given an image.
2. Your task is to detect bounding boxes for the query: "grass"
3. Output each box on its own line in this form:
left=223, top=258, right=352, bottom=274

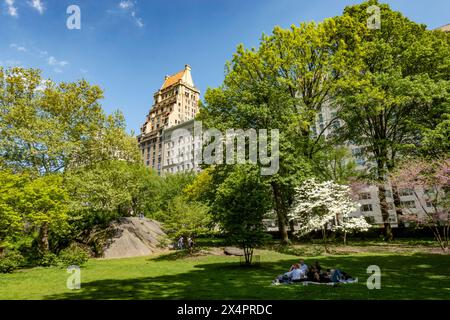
left=0, top=249, right=449, bottom=300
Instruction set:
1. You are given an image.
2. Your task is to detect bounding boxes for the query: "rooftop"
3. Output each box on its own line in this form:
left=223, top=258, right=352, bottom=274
left=160, top=64, right=196, bottom=90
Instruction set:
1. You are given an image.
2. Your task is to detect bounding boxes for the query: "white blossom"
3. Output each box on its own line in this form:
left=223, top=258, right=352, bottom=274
left=288, top=179, right=371, bottom=235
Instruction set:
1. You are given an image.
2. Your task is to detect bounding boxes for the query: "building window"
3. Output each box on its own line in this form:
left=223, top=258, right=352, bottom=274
left=401, top=200, right=416, bottom=209
left=361, top=204, right=373, bottom=212
left=385, top=190, right=392, bottom=198
left=387, top=202, right=395, bottom=210
left=359, top=192, right=371, bottom=200
left=399, top=188, right=414, bottom=197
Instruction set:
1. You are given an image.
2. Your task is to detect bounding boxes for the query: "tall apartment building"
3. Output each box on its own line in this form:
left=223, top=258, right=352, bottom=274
left=137, top=65, right=200, bottom=175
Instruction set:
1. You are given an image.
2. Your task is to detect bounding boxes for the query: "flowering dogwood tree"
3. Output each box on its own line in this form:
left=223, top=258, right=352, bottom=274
left=288, top=179, right=370, bottom=250
left=390, top=158, right=449, bottom=252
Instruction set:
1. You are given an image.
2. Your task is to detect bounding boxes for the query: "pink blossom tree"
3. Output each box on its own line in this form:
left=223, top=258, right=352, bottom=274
left=390, top=158, right=449, bottom=253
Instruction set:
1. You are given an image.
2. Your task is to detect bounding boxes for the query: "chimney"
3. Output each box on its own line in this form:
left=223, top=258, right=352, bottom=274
left=185, top=64, right=191, bottom=71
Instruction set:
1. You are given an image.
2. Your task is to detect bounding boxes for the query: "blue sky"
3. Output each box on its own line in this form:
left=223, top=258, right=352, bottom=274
left=1, top=0, right=449, bottom=133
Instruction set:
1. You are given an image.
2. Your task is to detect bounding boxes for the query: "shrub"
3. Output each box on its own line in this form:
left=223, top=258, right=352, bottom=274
left=0, top=250, right=25, bottom=273
left=58, top=243, right=90, bottom=267
left=38, top=252, right=59, bottom=267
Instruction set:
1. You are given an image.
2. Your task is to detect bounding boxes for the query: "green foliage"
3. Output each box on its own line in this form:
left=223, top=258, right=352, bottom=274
left=0, top=67, right=141, bottom=175
left=213, top=165, right=273, bottom=264
left=20, top=174, right=69, bottom=234
left=147, top=172, right=196, bottom=221
left=0, top=171, right=27, bottom=250
left=0, top=250, right=25, bottom=273
left=421, top=116, right=450, bottom=158
left=312, top=146, right=360, bottom=184
left=335, top=1, right=450, bottom=177
left=58, top=243, right=90, bottom=267
left=0, top=67, right=145, bottom=263
left=64, top=160, right=158, bottom=254
left=38, top=252, right=59, bottom=267
left=162, top=196, right=212, bottom=246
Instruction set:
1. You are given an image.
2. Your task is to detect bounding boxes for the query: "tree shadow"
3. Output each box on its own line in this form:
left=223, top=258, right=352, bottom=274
left=44, top=253, right=450, bottom=300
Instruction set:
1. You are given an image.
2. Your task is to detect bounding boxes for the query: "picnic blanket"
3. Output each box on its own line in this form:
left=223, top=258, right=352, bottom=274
left=300, top=278, right=358, bottom=286
left=272, top=278, right=358, bottom=286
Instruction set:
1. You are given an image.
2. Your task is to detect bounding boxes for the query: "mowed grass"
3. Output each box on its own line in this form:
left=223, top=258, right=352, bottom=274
left=0, top=249, right=449, bottom=300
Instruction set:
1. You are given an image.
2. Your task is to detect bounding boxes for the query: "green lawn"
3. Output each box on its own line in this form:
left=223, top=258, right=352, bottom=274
left=0, top=249, right=449, bottom=300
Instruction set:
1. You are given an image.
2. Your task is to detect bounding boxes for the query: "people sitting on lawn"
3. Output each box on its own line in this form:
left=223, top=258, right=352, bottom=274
left=275, top=263, right=305, bottom=283
left=273, top=260, right=356, bottom=285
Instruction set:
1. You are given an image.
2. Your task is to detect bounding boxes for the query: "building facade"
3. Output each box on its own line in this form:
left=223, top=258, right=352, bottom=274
left=162, top=119, right=202, bottom=174
left=138, top=65, right=200, bottom=175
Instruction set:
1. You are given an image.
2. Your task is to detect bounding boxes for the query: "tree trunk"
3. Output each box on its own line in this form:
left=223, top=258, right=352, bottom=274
left=343, top=230, right=347, bottom=246
left=378, top=184, right=393, bottom=241
left=391, top=185, right=403, bottom=225
left=271, top=182, right=290, bottom=245
left=38, top=222, right=50, bottom=254
left=376, top=157, right=393, bottom=242
left=322, top=227, right=330, bottom=253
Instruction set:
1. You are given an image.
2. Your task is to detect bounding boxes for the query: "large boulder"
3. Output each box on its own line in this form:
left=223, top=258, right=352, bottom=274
left=102, top=217, right=167, bottom=259
left=223, top=247, right=244, bottom=256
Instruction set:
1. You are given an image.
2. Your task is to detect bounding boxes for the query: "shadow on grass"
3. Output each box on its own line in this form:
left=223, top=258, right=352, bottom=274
left=44, top=253, right=450, bottom=300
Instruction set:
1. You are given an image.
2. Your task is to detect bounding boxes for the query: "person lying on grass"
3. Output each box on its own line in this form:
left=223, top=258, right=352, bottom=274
left=273, top=261, right=355, bottom=284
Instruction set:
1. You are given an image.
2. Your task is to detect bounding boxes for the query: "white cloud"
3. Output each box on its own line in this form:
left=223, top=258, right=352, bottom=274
left=131, top=11, right=144, bottom=28
left=80, top=69, right=88, bottom=74
left=10, top=43, right=27, bottom=52
left=48, top=56, right=69, bottom=73
left=119, top=1, right=133, bottom=9
left=5, top=0, right=18, bottom=17
left=48, top=56, right=68, bottom=67
left=118, top=1, right=144, bottom=28
left=29, top=0, right=44, bottom=14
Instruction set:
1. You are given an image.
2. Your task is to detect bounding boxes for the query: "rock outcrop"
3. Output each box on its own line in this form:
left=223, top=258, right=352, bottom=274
left=102, top=217, right=167, bottom=259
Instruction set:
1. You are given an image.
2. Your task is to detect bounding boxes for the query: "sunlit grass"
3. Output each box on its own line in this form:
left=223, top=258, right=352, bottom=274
left=0, top=249, right=449, bottom=300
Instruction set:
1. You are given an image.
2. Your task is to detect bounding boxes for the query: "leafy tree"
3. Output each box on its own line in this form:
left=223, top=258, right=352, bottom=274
left=200, top=16, right=359, bottom=242
left=334, top=1, right=450, bottom=240
left=0, top=67, right=141, bottom=175
left=147, top=172, right=196, bottom=221
left=420, top=116, right=450, bottom=158
left=64, top=161, right=158, bottom=254
left=312, top=146, right=360, bottom=184
left=0, top=171, right=27, bottom=254
left=162, top=196, right=212, bottom=252
left=212, top=166, right=272, bottom=265
left=19, top=174, right=69, bottom=254
left=288, top=179, right=369, bottom=251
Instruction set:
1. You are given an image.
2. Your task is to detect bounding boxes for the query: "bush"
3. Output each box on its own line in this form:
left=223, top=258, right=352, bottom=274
left=38, top=252, right=59, bottom=267
left=0, top=250, right=25, bottom=273
left=58, top=243, right=90, bottom=267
